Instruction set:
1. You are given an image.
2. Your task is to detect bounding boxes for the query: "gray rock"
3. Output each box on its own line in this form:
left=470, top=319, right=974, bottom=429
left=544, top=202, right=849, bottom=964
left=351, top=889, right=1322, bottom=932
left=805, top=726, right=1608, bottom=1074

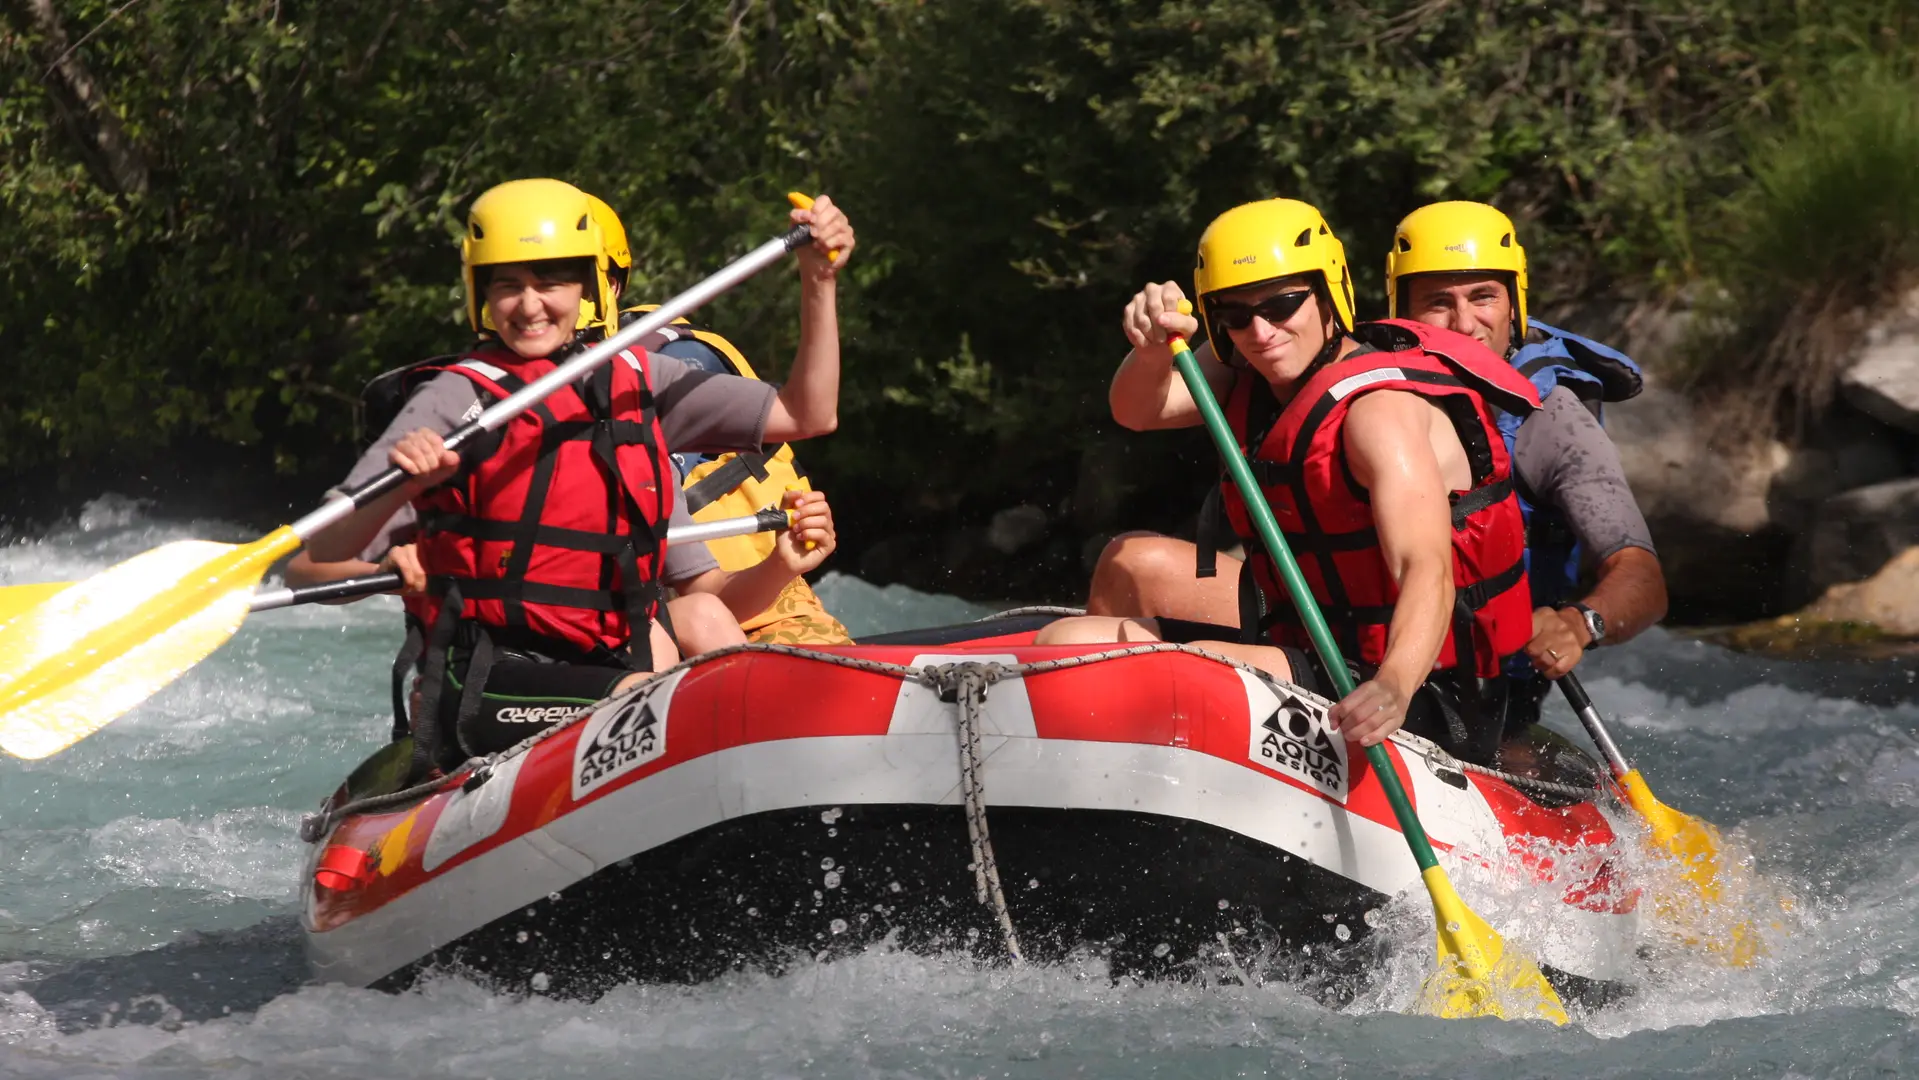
left=1608, top=380, right=1787, bottom=535
left=1840, top=333, right=1919, bottom=433
left=1804, top=545, right=1919, bottom=635
left=1769, top=414, right=1910, bottom=519
left=1803, top=477, right=1919, bottom=591
left=986, top=504, right=1049, bottom=554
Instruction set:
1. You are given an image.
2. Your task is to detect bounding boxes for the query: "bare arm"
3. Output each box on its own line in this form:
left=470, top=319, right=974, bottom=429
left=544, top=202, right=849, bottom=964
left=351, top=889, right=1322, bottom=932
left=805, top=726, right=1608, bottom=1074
left=1109, top=281, right=1235, bottom=430
left=1512, top=387, right=1669, bottom=676
left=1581, top=545, right=1667, bottom=643
left=763, top=196, right=856, bottom=442
left=672, top=490, right=837, bottom=622
left=305, top=429, right=457, bottom=564
left=1330, top=391, right=1457, bottom=745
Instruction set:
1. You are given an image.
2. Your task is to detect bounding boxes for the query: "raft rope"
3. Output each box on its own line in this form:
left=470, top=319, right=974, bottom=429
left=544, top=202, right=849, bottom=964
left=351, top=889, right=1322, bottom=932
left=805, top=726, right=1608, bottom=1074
left=301, top=634, right=1604, bottom=959
left=921, top=661, right=1025, bottom=963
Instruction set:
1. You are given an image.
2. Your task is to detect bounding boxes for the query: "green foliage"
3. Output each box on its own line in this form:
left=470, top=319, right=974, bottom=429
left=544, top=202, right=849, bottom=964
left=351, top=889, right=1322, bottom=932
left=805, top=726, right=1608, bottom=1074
left=1686, top=55, right=1919, bottom=431
left=0, top=0, right=1912, bottom=516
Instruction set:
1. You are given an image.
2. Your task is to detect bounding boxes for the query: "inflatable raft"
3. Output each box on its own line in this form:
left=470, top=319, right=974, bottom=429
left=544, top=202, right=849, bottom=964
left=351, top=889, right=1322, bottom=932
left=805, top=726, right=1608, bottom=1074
left=301, top=613, right=1638, bottom=1001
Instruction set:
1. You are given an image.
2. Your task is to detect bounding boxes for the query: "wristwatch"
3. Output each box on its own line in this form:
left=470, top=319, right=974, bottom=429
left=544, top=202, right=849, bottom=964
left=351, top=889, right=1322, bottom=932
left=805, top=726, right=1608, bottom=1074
left=1569, top=603, right=1607, bottom=647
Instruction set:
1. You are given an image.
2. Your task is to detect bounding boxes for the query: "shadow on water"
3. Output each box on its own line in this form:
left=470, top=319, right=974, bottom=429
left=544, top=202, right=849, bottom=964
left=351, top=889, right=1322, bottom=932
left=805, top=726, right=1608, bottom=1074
left=18, top=917, right=308, bottom=1032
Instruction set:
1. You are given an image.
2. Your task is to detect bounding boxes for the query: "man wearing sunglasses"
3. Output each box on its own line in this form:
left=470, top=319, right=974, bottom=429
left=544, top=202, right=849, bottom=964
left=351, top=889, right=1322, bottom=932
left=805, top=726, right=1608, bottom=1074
left=1075, top=201, right=1666, bottom=752
left=1039, top=198, right=1541, bottom=765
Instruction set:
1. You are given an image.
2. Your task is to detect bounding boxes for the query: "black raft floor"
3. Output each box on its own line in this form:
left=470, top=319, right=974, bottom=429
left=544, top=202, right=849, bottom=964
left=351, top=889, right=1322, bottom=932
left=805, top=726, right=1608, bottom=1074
left=375, top=803, right=1627, bottom=1008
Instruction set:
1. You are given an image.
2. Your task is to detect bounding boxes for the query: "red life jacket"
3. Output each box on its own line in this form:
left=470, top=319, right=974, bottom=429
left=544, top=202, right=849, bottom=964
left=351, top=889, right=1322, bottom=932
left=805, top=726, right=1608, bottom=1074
left=1219, top=319, right=1540, bottom=678
left=402, top=345, right=673, bottom=660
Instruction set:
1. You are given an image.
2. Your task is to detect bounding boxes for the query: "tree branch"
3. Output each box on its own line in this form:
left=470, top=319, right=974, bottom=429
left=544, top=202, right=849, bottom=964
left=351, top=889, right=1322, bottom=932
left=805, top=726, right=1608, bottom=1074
left=7, top=0, right=151, bottom=197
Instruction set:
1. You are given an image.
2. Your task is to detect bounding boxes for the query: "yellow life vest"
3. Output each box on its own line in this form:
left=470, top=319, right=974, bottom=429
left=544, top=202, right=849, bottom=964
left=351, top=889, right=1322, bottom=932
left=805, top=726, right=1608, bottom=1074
left=630, top=307, right=853, bottom=645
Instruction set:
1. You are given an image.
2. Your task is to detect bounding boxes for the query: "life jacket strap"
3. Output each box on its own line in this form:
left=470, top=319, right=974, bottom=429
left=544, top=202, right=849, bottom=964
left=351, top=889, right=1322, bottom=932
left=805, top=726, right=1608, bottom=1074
left=684, top=450, right=777, bottom=514
left=418, top=512, right=651, bottom=554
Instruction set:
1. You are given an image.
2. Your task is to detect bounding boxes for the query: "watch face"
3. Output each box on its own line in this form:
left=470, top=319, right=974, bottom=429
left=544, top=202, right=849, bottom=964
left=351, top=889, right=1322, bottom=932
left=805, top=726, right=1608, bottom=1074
left=1583, top=606, right=1606, bottom=642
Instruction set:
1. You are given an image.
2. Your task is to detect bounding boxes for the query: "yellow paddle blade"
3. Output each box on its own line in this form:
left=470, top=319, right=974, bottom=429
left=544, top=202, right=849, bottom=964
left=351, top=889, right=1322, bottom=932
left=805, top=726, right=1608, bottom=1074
left=0, top=581, right=71, bottom=625
left=1415, top=866, right=1569, bottom=1025
left=1618, top=769, right=1767, bottom=966
left=0, top=528, right=300, bottom=759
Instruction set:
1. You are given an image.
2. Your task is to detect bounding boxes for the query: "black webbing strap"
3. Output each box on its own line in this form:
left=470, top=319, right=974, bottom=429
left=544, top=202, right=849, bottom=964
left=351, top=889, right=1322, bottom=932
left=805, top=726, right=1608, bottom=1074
left=1196, top=487, right=1223, bottom=579
left=432, top=575, right=626, bottom=612
left=453, top=627, right=497, bottom=760
left=1236, top=566, right=1267, bottom=646
left=418, top=512, right=645, bottom=553
left=1457, top=557, right=1526, bottom=612
left=683, top=450, right=776, bottom=514
left=1444, top=595, right=1479, bottom=750
left=409, top=582, right=465, bottom=780
left=389, top=616, right=425, bottom=744
left=1448, top=475, right=1514, bottom=529
left=582, top=361, right=667, bottom=671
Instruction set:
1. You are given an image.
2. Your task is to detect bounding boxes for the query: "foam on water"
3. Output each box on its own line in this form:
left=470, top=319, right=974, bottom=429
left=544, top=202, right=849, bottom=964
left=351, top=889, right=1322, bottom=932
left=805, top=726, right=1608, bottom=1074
left=5, top=499, right=1919, bottom=1078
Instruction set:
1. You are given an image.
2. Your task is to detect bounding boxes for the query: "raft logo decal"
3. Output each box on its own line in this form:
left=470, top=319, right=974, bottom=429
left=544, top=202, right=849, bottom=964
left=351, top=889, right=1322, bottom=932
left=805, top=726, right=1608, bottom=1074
left=1241, top=673, right=1349, bottom=802
left=571, top=670, right=685, bottom=800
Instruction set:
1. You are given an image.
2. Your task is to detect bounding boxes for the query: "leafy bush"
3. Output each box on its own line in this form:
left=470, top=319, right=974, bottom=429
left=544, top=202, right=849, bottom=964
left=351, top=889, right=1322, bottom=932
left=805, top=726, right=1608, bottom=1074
left=1686, top=56, right=1919, bottom=433
left=0, top=0, right=1913, bottom=527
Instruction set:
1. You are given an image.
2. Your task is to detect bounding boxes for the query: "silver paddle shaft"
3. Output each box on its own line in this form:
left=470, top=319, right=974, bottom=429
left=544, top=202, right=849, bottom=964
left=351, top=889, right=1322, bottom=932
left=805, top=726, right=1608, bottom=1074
left=288, top=224, right=812, bottom=542
left=1557, top=672, right=1632, bottom=778
left=250, top=507, right=793, bottom=612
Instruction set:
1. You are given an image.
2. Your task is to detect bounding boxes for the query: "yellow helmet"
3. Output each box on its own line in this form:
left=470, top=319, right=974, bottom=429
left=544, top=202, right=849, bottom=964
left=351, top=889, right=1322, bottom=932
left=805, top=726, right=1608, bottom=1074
left=461, top=178, right=616, bottom=339
left=1385, top=201, right=1529, bottom=337
left=1193, top=198, right=1356, bottom=356
left=585, top=193, right=632, bottom=298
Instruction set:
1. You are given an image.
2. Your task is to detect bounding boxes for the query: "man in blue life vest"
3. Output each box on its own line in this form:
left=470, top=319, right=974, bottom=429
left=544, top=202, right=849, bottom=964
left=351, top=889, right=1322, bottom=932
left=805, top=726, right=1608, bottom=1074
left=1079, top=201, right=1667, bottom=743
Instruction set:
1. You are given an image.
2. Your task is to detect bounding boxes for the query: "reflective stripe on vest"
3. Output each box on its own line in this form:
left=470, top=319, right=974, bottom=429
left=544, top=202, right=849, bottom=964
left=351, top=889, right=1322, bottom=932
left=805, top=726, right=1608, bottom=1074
left=1218, top=319, right=1540, bottom=678
left=402, top=346, right=673, bottom=658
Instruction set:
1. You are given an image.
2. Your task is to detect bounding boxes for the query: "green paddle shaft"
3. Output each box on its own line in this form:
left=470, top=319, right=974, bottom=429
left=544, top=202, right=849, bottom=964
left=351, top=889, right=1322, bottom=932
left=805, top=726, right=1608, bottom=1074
left=1167, top=333, right=1443, bottom=875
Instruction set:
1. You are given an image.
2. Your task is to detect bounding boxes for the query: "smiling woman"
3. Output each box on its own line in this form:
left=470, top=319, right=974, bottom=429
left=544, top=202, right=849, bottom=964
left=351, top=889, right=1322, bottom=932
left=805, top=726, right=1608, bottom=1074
left=478, top=260, right=594, bottom=360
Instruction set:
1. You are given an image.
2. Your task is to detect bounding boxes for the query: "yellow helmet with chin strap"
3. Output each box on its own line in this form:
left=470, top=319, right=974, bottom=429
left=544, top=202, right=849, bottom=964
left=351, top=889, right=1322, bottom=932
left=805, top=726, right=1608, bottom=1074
left=1193, top=198, right=1356, bottom=360
left=1385, top=201, right=1529, bottom=338
left=461, top=178, right=617, bottom=339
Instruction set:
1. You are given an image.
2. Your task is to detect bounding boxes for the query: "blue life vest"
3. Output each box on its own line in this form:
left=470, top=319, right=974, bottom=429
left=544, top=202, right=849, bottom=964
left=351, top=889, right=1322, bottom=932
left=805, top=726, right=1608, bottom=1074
left=1498, top=320, right=1643, bottom=679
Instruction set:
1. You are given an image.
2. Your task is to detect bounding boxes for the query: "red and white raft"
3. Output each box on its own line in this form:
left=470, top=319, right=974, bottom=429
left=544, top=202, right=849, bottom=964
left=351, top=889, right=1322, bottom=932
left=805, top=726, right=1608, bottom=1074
left=301, top=614, right=1638, bottom=1001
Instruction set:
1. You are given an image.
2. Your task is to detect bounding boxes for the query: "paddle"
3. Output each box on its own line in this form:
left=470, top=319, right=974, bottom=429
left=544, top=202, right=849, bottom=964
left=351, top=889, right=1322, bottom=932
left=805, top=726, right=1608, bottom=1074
left=5, top=507, right=797, bottom=615
left=1165, top=304, right=1567, bottom=1024
left=1558, top=672, right=1761, bottom=965
left=0, top=211, right=820, bottom=761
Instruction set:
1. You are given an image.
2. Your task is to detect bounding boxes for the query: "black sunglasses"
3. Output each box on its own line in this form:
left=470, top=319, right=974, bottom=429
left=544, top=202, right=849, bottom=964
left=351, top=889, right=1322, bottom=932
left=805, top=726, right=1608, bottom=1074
left=1207, top=289, right=1315, bottom=333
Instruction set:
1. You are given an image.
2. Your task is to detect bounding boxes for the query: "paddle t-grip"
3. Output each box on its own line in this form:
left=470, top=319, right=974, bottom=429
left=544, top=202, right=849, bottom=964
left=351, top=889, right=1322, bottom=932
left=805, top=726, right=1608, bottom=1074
left=786, top=192, right=841, bottom=263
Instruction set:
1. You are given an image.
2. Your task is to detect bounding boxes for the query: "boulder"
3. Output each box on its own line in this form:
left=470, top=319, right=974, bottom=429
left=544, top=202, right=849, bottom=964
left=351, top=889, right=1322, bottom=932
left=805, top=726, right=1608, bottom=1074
left=1802, top=477, right=1919, bottom=591
left=1802, top=545, right=1919, bottom=636
left=1605, top=378, right=1801, bottom=619
left=1608, top=382, right=1789, bottom=535
left=1768, top=413, right=1911, bottom=521
left=1839, top=333, right=1919, bottom=433
left=1838, top=285, right=1919, bottom=433
left=986, top=504, right=1049, bottom=554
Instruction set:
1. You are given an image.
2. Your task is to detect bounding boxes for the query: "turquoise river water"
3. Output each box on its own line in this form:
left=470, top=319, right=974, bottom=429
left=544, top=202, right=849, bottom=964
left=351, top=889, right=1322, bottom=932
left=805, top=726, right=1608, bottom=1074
left=3, top=498, right=1919, bottom=1078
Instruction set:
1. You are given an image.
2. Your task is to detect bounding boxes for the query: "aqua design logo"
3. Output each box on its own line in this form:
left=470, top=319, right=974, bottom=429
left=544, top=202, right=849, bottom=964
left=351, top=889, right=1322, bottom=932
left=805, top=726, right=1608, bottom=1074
left=571, top=671, right=683, bottom=799
left=1242, top=674, right=1349, bottom=801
